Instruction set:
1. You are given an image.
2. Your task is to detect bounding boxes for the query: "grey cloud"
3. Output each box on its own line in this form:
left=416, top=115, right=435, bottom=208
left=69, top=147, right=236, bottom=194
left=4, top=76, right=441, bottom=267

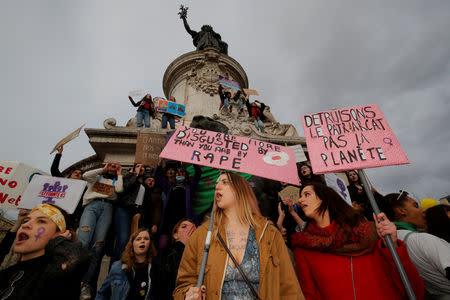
left=0, top=0, right=449, bottom=205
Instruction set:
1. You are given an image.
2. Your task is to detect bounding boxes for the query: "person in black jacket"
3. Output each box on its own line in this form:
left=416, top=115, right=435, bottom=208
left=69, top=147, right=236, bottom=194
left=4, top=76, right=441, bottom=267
left=150, top=218, right=196, bottom=300
left=129, top=94, right=155, bottom=128
left=0, top=204, right=90, bottom=300
left=51, top=145, right=83, bottom=179
left=110, top=163, right=147, bottom=265
left=50, top=145, right=85, bottom=230
left=298, top=164, right=324, bottom=186
left=138, top=175, right=163, bottom=235
left=346, top=170, right=381, bottom=220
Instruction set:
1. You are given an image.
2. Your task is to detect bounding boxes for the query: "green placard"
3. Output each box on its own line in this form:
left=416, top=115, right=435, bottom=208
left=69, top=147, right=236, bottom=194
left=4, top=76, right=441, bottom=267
left=186, top=166, right=252, bottom=215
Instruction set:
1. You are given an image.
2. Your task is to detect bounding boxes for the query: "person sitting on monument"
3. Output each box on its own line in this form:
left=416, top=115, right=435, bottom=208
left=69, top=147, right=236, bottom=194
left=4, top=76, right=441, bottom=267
left=230, top=90, right=244, bottom=114
left=128, top=94, right=155, bottom=128
left=0, top=204, right=90, bottom=300
left=78, top=162, right=124, bottom=299
left=155, top=161, right=202, bottom=250
left=218, top=85, right=232, bottom=113
left=161, top=96, right=177, bottom=130
left=110, top=163, right=148, bottom=265
left=245, top=99, right=266, bottom=133
left=291, top=183, right=425, bottom=300
left=378, top=191, right=450, bottom=298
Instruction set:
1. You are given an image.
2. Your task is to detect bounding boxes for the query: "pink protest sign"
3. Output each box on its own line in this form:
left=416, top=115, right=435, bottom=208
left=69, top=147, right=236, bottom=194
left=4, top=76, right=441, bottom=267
left=302, top=104, right=409, bottom=174
left=159, top=126, right=300, bottom=185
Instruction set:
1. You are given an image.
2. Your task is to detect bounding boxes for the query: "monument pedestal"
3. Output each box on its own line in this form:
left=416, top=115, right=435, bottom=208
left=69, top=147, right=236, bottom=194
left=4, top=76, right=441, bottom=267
left=64, top=48, right=306, bottom=175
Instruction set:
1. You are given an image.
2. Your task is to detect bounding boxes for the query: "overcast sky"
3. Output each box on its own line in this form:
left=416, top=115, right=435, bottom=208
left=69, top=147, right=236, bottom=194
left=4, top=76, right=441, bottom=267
left=1, top=0, right=449, bottom=203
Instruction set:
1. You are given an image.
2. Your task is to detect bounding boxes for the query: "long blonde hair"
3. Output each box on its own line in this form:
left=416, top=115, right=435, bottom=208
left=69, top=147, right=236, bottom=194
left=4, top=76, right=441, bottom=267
left=212, top=172, right=261, bottom=239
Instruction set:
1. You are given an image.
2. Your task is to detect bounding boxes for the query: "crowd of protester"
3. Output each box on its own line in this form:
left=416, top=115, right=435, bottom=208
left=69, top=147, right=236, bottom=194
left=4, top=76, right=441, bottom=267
left=132, top=87, right=271, bottom=134
left=1, top=111, right=449, bottom=299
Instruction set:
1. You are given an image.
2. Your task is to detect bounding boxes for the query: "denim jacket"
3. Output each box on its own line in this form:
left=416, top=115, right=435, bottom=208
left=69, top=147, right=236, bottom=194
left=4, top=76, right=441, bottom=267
left=96, top=260, right=152, bottom=300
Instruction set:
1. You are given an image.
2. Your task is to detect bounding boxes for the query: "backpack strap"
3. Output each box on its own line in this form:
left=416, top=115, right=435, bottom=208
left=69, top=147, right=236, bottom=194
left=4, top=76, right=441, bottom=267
left=403, top=231, right=414, bottom=244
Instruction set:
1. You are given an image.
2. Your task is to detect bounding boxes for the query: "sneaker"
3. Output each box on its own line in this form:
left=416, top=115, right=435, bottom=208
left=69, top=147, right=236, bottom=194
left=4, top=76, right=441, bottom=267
left=80, top=283, right=92, bottom=300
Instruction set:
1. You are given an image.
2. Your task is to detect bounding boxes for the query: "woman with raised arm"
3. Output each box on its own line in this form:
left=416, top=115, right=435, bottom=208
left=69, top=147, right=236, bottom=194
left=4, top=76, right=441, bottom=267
left=174, top=172, right=303, bottom=300
left=129, top=94, right=155, bottom=128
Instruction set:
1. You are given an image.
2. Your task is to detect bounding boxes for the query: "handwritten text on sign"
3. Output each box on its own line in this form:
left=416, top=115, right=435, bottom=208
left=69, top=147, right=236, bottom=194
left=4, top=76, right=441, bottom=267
left=302, top=104, right=409, bottom=174
left=135, top=133, right=167, bottom=167
left=0, top=161, right=48, bottom=210
left=159, top=126, right=300, bottom=185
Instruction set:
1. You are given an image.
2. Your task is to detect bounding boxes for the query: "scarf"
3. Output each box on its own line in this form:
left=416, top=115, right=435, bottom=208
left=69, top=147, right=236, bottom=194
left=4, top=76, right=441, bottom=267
left=395, top=222, right=417, bottom=232
left=291, top=220, right=378, bottom=257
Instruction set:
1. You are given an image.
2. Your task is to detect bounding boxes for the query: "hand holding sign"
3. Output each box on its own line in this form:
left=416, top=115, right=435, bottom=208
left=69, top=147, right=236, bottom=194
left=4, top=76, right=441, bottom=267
left=50, top=124, right=85, bottom=154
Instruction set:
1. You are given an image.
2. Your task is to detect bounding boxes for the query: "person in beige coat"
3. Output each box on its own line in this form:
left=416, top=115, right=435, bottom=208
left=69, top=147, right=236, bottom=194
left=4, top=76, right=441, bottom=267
left=174, top=171, right=304, bottom=300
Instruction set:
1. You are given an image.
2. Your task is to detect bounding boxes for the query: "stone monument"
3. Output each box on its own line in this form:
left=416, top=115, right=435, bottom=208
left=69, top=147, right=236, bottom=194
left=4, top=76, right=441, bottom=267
left=63, top=7, right=306, bottom=175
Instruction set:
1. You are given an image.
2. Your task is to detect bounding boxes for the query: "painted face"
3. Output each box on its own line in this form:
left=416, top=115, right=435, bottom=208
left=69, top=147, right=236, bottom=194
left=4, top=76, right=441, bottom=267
left=14, top=210, right=60, bottom=259
left=133, top=231, right=151, bottom=256
left=215, top=174, right=236, bottom=210
left=173, top=220, right=196, bottom=242
left=301, top=166, right=311, bottom=177
left=145, top=177, right=155, bottom=188
left=402, top=196, right=426, bottom=228
left=348, top=171, right=359, bottom=183
left=70, top=170, right=83, bottom=180
left=299, top=185, right=322, bottom=219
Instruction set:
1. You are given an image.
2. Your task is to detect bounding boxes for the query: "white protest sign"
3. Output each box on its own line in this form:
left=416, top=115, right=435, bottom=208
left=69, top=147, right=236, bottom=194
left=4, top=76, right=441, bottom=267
left=129, top=90, right=143, bottom=98
left=0, top=161, right=49, bottom=211
left=20, top=175, right=87, bottom=214
left=324, top=173, right=352, bottom=205
left=288, top=145, right=308, bottom=163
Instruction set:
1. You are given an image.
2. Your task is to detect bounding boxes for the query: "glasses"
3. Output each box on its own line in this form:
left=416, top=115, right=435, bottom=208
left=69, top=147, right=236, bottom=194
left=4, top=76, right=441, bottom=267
left=0, top=270, right=24, bottom=299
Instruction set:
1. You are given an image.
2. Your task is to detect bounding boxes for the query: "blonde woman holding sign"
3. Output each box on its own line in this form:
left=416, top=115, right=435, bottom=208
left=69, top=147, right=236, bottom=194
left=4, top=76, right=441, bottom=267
left=174, top=172, right=303, bottom=300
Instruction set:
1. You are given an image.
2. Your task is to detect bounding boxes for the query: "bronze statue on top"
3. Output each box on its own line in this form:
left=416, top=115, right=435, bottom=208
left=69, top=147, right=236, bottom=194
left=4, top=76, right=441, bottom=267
left=178, top=5, right=229, bottom=55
